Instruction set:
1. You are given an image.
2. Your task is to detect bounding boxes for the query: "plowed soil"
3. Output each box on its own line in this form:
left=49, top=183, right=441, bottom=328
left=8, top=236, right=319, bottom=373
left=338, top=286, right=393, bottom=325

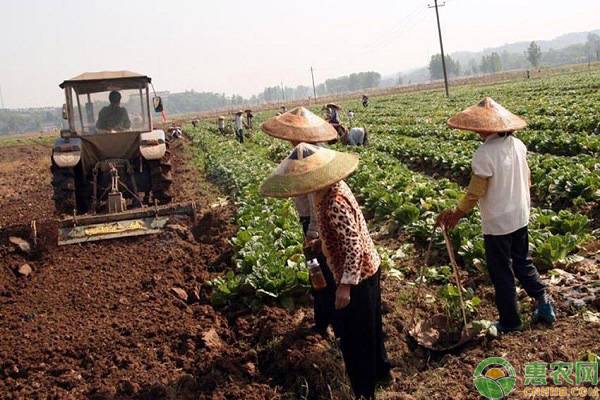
left=0, top=139, right=349, bottom=400
left=1, top=137, right=599, bottom=400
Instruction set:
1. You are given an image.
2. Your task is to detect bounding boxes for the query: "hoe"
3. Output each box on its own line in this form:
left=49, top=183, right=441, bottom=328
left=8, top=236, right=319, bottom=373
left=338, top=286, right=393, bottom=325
left=51, top=71, right=196, bottom=245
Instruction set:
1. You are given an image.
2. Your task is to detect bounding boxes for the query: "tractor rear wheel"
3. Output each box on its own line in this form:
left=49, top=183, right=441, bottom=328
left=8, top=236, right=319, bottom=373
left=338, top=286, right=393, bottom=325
left=51, top=163, right=76, bottom=214
left=149, top=150, right=173, bottom=204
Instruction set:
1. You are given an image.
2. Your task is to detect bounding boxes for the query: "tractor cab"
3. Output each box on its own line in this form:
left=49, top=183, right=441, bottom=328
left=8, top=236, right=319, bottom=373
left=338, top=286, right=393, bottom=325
left=59, top=71, right=162, bottom=137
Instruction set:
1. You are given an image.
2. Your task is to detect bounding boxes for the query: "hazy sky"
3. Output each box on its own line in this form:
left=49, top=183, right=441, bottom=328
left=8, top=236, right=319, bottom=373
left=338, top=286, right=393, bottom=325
left=1, top=0, right=599, bottom=108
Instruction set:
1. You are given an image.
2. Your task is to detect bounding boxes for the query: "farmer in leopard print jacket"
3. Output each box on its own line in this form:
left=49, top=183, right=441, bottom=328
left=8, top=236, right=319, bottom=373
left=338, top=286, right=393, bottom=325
left=260, top=143, right=391, bottom=400
left=261, top=107, right=340, bottom=335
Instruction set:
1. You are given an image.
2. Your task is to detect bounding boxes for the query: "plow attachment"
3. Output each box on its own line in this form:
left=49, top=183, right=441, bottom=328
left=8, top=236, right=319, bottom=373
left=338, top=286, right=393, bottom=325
left=58, top=202, right=196, bottom=245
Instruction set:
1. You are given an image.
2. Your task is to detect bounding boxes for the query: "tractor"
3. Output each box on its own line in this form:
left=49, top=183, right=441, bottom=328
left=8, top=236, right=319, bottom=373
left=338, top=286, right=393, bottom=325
left=52, top=71, right=195, bottom=245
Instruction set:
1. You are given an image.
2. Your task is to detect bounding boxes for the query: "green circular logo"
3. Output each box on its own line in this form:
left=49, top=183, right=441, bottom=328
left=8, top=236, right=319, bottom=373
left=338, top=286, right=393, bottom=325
left=473, top=357, right=516, bottom=399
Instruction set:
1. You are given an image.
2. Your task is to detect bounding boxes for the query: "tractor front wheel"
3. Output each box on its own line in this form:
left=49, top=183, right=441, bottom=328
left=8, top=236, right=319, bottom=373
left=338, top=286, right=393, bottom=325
left=51, top=163, right=76, bottom=214
left=149, top=151, right=173, bottom=204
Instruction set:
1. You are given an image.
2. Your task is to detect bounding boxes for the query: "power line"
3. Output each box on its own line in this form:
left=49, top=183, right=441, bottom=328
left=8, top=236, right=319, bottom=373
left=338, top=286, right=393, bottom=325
left=429, top=0, right=450, bottom=97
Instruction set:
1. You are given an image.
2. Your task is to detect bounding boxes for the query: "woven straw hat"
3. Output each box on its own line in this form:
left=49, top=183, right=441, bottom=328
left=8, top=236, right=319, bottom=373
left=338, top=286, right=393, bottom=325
left=218, top=116, right=225, bottom=120
left=261, top=106, right=337, bottom=143
left=260, top=143, right=359, bottom=198
left=447, top=97, right=527, bottom=134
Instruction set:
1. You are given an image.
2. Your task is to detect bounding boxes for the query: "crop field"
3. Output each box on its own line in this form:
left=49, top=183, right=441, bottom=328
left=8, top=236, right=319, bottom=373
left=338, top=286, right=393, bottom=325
left=0, top=70, right=598, bottom=399
left=189, top=70, right=599, bottom=307
left=186, top=69, right=600, bottom=398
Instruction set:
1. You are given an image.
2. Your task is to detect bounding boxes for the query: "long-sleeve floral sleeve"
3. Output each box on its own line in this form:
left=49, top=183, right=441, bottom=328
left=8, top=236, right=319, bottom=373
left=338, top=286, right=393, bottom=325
left=317, top=181, right=380, bottom=285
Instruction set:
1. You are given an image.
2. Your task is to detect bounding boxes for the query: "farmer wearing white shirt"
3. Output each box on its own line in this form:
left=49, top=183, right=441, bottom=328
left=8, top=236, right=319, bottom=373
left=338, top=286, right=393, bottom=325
left=217, top=116, right=225, bottom=134
left=234, top=111, right=244, bottom=143
left=437, top=97, right=556, bottom=333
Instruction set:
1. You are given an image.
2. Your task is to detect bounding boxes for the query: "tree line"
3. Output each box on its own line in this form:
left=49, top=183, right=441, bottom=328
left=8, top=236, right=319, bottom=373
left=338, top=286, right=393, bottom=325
left=429, top=33, right=600, bottom=80
left=160, top=71, right=381, bottom=115
left=0, top=108, right=62, bottom=135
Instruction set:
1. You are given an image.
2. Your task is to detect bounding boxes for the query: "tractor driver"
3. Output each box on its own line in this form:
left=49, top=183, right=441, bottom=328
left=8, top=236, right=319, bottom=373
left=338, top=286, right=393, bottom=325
left=96, top=91, right=131, bottom=131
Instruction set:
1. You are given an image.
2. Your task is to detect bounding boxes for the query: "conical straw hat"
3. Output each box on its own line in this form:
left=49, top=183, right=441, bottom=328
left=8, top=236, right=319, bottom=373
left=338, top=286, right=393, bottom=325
left=261, top=107, right=337, bottom=143
left=447, top=97, right=527, bottom=134
left=260, top=143, right=359, bottom=198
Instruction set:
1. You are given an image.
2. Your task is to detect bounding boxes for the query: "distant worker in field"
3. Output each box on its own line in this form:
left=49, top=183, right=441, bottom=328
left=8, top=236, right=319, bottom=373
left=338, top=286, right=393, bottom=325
left=261, top=107, right=338, bottom=336
left=325, top=103, right=341, bottom=125
left=324, top=103, right=347, bottom=141
left=275, top=106, right=287, bottom=116
left=96, top=91, right=131, bottom=131
left=437, top=97, right=556, bottom=334
left=344, top=110, right=369, bottom=146
left=217, top=116, right=225, bottom=134
left=244, top=109, right=254, bottom=130
left=362, top=94, right=369, bottom=108
left=260, top=144, right=391, bottom=400
left=234, top=111, right=244, bottom=143
left=344, top=127, right=369, bottom=146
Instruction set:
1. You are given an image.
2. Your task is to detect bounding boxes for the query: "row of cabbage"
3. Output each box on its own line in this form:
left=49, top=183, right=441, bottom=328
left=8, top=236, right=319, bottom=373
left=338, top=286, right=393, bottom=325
left=371, top=133, right=600, bottom=211
left=189, top=123, right=593, bottom=308
left=346, top=70, right=600, bottom=158
left=191, top=128, right=309, bottom=309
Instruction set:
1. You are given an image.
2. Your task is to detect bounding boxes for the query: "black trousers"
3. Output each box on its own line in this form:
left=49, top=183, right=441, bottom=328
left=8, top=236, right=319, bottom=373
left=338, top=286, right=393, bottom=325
left=484, top=225, right=547, bottom=328
left=236, top=129, right=244, bottom=143
left=300, top=217, right=337, bottom=333
left=334, top=270, right=390, bottom=400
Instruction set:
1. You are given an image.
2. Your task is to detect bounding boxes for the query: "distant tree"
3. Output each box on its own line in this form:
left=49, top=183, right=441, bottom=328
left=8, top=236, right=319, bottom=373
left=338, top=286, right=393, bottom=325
left=527, top=41, right=542, bottom=68
left=294, top=85, right=311, bottom=99
left=468, top=59, right=479, bottom=75
left=480, top=52, right=502, bottom=74
left=324, top=72, right=380, bottom=94
left=397, top=74, right=404, bottom=85
left=428, top=54, right=460, bottom=80
left=586, top=33, right=600, bottom=61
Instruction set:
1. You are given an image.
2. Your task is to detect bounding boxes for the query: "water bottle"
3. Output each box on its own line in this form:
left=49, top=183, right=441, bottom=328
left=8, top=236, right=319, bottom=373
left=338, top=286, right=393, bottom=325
left=308, top=258, right=327, bottom=291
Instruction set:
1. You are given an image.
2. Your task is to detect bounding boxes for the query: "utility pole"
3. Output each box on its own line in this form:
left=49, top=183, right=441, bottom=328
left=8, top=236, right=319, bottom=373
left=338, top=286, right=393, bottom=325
left=280, top=81, right=285, bottom=102
left=429, top=0, right=450, bottom=97
left=310, top=66, right=317, bottom=101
